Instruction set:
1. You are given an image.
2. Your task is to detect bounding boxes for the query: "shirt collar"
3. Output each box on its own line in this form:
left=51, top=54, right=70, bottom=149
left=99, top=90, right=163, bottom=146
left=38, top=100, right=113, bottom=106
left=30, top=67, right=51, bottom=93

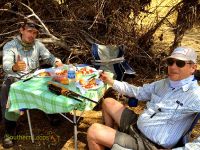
left=16, top=35, right=34, bottom=51
left=169, top=75, right=195, bottom=91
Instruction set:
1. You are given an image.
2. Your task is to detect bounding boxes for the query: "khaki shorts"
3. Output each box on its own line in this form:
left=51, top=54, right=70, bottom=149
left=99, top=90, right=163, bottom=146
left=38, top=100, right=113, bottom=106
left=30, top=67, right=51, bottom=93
left=113, top=108, right=158, bottom=150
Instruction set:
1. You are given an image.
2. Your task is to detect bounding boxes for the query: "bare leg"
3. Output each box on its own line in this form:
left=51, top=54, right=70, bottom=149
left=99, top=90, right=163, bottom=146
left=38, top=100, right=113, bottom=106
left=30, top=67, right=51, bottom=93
left=102, top=98, right=126, bottom=127
left=87, top=123, right=116, bottom=150
left=87, top=98, right=126, bottom=150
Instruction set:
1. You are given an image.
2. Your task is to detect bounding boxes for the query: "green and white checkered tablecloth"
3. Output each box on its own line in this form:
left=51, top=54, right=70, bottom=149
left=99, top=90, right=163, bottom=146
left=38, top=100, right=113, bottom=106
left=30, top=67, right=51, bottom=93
left=8, top=77, right=106, bottom=114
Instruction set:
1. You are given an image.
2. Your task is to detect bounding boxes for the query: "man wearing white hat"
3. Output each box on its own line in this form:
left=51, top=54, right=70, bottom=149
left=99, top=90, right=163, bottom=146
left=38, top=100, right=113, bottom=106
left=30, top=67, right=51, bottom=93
left=87, top=47, right=200, bottom=150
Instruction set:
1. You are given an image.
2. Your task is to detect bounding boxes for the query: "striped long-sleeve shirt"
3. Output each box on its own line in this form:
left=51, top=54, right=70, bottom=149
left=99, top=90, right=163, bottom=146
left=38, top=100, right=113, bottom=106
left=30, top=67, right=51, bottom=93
left=113, top=75, right=200, bottom=148
left=3, top=35, right=59, bottom=78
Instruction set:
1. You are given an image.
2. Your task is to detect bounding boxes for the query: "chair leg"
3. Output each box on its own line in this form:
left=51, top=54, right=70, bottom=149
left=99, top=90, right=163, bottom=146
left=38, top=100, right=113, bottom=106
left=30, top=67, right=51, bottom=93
left=26, top=110, right=34, bottom=143
left=120, top=73, right=125, bottom=82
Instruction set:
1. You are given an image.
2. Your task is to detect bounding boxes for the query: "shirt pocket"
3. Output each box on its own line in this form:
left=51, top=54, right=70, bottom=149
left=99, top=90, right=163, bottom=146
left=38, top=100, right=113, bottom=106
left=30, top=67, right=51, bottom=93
left=146, top=94, right=162, bottom=109
left=163, top=98, right=179, bottom=108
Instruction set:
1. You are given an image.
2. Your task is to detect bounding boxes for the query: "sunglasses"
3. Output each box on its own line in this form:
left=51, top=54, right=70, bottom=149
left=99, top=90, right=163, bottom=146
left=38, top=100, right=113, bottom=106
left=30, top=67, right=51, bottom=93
left=166, top=58, right=193, bottom=68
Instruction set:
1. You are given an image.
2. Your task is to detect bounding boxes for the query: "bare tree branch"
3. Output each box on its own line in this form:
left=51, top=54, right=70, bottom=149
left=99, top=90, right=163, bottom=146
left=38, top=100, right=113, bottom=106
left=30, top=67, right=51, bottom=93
left=0, top=8, right=25, bottom=18
left=0, top=29, right=18, bottom=36
left=0, top=2, right=70, bottom=50
left=88, top=0, right=106, bottom=30
left=19, top=2, right=59, bottom=41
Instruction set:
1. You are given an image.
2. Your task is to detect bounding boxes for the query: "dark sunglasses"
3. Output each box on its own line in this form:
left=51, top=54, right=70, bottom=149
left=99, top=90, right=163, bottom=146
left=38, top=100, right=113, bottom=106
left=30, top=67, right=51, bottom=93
left=166, top=58, right=193, bottom=68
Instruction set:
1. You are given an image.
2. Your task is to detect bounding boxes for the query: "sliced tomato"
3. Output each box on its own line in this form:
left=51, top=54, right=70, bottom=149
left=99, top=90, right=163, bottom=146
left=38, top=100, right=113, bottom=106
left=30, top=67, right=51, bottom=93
left=84, top=84, right=94, bottom=89
left=89, top=69, right=94, bottom=73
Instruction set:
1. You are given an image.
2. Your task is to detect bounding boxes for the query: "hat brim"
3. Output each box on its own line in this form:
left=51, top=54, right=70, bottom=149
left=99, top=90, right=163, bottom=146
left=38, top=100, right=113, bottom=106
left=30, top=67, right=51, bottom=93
left=165, top=53, right=194, bottom=62
left=24, top=23, right=41, bottom=31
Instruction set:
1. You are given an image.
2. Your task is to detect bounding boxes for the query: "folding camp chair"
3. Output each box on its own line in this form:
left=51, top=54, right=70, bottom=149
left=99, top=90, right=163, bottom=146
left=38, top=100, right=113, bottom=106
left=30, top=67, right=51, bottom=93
left=91, top=43, right=136, bottom=81
left=110, top=113, right=200, bottom=150
left=91, top=43, right=138, bottom=107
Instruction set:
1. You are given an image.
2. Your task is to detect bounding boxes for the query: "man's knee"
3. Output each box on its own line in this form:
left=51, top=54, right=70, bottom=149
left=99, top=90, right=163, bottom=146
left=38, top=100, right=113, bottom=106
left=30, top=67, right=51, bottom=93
left=102, top=98, right=117, bottom=110
left=87, top=123, right=102, bottom=140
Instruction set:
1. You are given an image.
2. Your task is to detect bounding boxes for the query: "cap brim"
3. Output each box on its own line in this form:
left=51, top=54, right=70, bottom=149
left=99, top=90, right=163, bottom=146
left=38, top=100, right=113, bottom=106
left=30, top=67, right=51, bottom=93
left=25, top=23, right=41, bottom=31
left=165, top=52, right=192, bottom=61
left=167, top=56, right=189, bottom=61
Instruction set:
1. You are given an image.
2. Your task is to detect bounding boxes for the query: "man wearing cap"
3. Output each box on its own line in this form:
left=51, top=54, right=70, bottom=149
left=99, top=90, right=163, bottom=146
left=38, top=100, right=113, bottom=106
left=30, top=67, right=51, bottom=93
left=87, top=46, right=200, bottom=150
left=1, top=20, right=63, bottom=148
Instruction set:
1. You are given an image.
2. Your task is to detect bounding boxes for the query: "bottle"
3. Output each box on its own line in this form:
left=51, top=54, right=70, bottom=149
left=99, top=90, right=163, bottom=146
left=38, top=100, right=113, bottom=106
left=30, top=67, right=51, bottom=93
left=68, top=64, right=76, bottom=83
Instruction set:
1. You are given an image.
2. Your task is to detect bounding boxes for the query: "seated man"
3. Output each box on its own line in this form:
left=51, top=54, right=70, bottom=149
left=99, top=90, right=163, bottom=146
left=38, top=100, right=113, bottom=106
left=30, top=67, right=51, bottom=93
left=87, top=46, right=200, bottom=150
left=1, top=19, right=63, bottom=148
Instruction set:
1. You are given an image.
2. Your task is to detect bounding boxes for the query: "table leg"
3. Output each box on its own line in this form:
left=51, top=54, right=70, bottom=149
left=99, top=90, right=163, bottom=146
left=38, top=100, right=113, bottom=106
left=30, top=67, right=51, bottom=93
left=26, top=110, right=34, bottom=143
left=60, top=110, right=85, bottom=150
left=73, top=110, right=78, bottom=150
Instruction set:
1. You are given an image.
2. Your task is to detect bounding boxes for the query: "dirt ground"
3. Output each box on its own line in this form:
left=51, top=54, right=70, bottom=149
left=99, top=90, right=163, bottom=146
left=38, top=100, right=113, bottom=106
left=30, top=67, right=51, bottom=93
left=0, top=27, right=200, bottom=150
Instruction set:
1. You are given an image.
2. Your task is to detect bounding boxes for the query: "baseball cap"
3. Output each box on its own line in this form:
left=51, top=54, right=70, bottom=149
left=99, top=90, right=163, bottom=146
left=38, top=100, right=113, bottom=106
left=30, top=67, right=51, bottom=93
left=167, top=47, right=197, bottom=63
left=21, top=20, right=41, bottom=31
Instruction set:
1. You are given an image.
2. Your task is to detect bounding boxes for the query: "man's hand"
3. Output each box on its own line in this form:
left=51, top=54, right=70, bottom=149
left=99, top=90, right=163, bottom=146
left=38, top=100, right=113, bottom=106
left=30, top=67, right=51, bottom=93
left=55, top=58, right=63, bottom=67
left=55, top=61, right=63, bottom=67
left=99, top=71, right=114, bottom=86
left=12, top=55, right=26, bottom=72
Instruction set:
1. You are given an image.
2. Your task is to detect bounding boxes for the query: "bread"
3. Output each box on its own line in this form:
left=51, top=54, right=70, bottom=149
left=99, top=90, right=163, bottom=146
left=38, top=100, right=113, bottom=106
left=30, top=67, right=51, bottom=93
left=39, top=72, right=51, bottom=77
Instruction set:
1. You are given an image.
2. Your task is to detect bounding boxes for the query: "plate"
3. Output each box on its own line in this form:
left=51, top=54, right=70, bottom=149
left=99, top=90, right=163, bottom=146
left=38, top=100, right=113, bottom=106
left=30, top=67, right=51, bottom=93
left=76, top=66, right=97, bottom=76
left=34, top=68, right=55, bottom=77
left=76, top=78, right=104, bottom=90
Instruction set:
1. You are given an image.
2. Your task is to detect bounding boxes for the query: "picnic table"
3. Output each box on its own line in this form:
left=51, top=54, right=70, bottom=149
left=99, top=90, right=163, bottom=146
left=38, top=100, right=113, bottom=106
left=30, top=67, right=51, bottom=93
left=8, top=66, right=109, bottom=150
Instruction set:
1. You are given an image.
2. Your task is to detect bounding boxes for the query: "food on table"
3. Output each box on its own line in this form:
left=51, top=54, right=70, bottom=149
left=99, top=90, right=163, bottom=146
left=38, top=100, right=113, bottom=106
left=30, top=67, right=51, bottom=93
left=79, top=78, right=97, bottom=89
left=75, top=72, right=82, bottom=81
left=88, top=78, right=96, bottom=85
left=77, top=67, right=94, bottom=75
left=53, top=76, right=69, bottom=85
left=38, top=71, right=51, bottom=77
left=79, top=79, right=86, bottom=85
left=55, top=70, right=67, bottom=76
left=60, top=77, right=69, bottom=85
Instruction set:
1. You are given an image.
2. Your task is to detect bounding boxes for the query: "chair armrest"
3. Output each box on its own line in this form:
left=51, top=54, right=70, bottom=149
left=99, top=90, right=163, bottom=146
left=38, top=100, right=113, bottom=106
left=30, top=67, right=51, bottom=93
left=120, top=61, right=136, bottom=75
left=92, top=57, right=124, bottom=65
left=94, top=57, right=124, bottom=63
left=181, top=133, right=190, bottom=144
